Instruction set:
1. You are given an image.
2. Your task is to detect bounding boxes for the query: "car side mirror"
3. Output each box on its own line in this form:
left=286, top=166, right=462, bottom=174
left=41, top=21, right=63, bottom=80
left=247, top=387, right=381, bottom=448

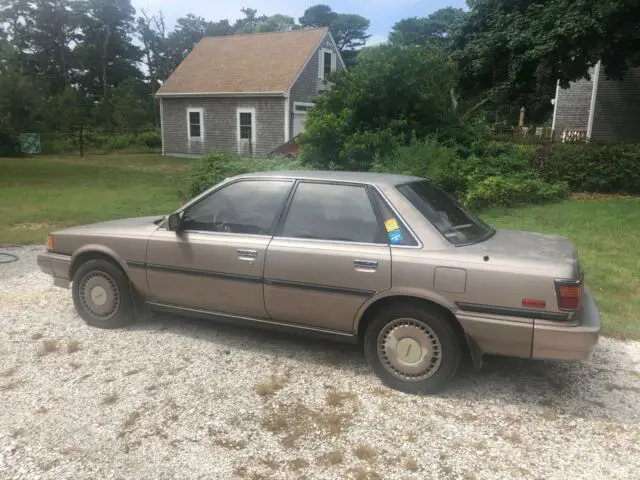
left=167, top=212, right=183, bottom=232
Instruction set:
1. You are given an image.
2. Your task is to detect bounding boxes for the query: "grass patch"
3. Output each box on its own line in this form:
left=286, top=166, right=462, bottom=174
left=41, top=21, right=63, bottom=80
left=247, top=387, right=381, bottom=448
left=255, top=374, right=288, bottom=397
left=320, top=450, right=344, bottom=466
left=0, top=153, right=190, bottom=244
left=403, top=457, right=419, bottom=472
left=66, top=339, right=81, bottom=354
left=484, top=198, right=640, bottom=339
left=354, top=444, right=378, bottom=463
left=102, top=391, right=119, bottom=405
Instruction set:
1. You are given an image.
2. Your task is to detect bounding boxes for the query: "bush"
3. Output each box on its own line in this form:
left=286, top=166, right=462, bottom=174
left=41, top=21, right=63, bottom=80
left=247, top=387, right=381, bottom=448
left=463, top=175, right=568, bottom=210
left=536, top=143, right=640, bottom=194
left=374, top=137, right=567, bottom=209
left=373, top=136, right=466, bottom=194
left=181, top=151, right=309, bottom=199
left=137, top=131, right=161, bottom=149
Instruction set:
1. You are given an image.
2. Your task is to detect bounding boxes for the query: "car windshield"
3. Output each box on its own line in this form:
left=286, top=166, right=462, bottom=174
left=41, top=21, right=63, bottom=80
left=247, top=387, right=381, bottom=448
left=397, top=181, right=494, bottom=246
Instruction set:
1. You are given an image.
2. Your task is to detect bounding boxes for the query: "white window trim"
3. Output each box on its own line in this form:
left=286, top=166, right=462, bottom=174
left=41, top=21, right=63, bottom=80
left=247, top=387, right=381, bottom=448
left=318, top=48, right=336, bottom=80
left=237, top=107, right=257, bottom=147
left=187, top=107, right=204, bottom=142
left=293, top=102, right=314, bottom=113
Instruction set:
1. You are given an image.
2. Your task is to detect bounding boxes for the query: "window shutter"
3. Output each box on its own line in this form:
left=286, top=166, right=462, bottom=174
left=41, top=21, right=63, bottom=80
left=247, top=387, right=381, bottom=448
left=318, top=50, right=323, bottom=79
left=331, top=52, right=337, bottom=71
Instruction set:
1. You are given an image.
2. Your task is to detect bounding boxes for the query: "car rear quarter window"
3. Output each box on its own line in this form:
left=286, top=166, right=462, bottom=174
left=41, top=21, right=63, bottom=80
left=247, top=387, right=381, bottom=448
left=397, top=181, right=493, bottom=246
left=280, top=183, right=385, bottom=244
left=371, top=190, right=418, bottom=247
left=182, top=180, right=292, bottom=235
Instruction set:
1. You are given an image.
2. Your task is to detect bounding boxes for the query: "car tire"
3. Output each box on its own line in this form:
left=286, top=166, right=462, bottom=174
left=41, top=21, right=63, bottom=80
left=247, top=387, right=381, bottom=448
left=72, top=259, right=134, bottom=329
left=364, top=303, right=461, bottom=394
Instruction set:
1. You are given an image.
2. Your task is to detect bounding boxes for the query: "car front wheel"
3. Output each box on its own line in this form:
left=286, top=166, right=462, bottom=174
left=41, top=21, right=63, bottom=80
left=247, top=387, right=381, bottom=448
left=72, top=259, right=134, bottom=329
left=364, top=303, right=461, bottom=394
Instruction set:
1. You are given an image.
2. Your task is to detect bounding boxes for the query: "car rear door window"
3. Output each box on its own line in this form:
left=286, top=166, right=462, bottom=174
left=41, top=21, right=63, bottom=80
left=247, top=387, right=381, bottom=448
left=280, top=182, right=385, bottom=244
left=182, top=180, right=292, bottom=235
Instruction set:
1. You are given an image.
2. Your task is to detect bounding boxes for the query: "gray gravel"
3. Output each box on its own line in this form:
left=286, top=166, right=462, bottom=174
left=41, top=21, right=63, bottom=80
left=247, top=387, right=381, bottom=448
left=1, top=246, right=639, bottom=480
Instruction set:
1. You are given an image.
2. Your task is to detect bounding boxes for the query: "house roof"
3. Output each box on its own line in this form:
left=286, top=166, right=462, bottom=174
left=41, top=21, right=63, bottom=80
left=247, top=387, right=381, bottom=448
left=156, top=28, right=330, bottom=96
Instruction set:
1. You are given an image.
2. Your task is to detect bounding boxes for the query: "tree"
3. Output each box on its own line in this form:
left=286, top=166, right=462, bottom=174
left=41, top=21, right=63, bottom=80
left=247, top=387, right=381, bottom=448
left=233, top=7, right=267, bottom=34
left=299, top=4, right=336, bottom=28
left=455, top=0, right=640, bottom=117
left=255, top=14, right=298, bottom=33
left=300, top=44, right=465, bottom=170
left=331, top=14, right=370, bottom=52
left=27, top=0, right=81, bottom=95
left=75, top=0, right=141, bottom=101
left=299, top=5, right=370, bottom=65
left=165, top=14, right=232, bottom=72
left=390, top=7, right=466, bottom=52
left=0, top=56, right=45, bottom=154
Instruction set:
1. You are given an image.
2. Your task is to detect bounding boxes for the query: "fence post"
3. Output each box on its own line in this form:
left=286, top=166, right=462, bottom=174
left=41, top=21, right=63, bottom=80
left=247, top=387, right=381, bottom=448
left=519, top=107, right=526, bottom=128
left=79, top=125, right=84, bottom=158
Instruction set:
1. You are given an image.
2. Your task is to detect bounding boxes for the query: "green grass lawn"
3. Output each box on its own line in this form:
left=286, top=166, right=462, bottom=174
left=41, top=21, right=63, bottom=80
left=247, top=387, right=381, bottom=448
left=0, top=153, right=190, bottom=245
left=1, top=153, right=638, bottom=339
left=484, top=198, right=640, bottom=340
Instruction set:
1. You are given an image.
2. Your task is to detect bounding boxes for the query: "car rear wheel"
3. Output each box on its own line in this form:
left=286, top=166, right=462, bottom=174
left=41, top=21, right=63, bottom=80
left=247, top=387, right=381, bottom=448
left=72, top=259, right=134, bottom=329
left=364, top=303, right=461, bottom=394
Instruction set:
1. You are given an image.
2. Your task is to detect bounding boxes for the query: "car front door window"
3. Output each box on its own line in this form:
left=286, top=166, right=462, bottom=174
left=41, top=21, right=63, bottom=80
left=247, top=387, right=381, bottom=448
left=182, top=180, right=292, bottom=235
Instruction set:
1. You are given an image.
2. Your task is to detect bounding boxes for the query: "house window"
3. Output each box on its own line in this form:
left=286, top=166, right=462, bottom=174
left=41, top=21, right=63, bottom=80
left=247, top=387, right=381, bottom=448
left=187, top=108, right=203, bottom=141
left=319, top=48, right=336, bottom=80
left=294, top=103, right=313, bottom=113
left=324, top=51, right=332, bottom=77
left=239, top=112, right=252, bottom=140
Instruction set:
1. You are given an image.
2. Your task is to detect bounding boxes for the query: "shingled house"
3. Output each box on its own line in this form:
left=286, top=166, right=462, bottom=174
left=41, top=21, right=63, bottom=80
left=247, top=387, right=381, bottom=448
left=552, top=63, right=640, bottom=142
left=156, top=28, right=345, bottom=157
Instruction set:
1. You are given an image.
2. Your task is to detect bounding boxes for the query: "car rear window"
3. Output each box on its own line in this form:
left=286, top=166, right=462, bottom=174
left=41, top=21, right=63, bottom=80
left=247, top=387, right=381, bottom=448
left=397, top=181, right=494, bottom=246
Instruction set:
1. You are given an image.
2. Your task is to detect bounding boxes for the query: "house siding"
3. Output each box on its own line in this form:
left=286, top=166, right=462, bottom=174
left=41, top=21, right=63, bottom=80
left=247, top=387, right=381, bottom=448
left=591, top=67, right=640, bottom=142
left=162, top=97, right=285, bottom=157
left=288, top=34, right=344, bottom=139
left=553, top=68, right=595, bottom=135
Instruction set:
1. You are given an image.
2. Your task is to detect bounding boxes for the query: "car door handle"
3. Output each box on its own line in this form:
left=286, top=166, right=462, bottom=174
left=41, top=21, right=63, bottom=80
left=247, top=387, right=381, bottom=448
left=353, top=259, right=378, bottom=270
left=237, top=249, right=258, bottom=260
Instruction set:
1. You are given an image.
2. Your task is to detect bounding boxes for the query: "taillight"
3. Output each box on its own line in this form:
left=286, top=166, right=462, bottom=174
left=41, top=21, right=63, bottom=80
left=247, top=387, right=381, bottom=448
left=555, top=280, right=583, bottom=311
left=47, top=234, right=54, bottom=251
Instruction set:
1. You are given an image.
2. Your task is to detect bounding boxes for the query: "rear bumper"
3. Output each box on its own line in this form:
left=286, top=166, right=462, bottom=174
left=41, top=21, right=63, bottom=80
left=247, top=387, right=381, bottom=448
left=531, top=287, right=600, bottom=361
left=37, top=252, right=71, bottom=288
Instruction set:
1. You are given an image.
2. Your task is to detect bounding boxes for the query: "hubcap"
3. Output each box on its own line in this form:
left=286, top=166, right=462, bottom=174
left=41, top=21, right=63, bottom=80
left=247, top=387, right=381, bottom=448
left=378, top=318, right=442, bottom=381
left=90, top=286, right=107, bottom=306
left=79, top=271, right=120, bottom=321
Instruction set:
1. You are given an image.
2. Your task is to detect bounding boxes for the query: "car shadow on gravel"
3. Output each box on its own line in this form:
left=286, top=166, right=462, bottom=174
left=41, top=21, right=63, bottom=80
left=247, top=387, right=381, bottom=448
left=127, top=312, right=638, bottom=425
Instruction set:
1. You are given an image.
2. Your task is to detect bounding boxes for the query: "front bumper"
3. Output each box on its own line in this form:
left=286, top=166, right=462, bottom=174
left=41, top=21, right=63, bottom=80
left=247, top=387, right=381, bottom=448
left=37, top=252, right=71, bottom=288
left=531, top=287, right=601, bottom=361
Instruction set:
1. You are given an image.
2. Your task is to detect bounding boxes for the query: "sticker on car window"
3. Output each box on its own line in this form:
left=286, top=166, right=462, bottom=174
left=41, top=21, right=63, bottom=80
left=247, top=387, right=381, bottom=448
left=384, top=218, right=399, bottom=232
left=389, top=229, right=404, bottom=244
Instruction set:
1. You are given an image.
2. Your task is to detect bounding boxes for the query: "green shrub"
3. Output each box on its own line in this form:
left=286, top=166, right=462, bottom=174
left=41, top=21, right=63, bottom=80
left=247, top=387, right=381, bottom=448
left=137, top=131, right=161, bottom=149
left=181, top=151, right=309, bottom=199
left=536, top=143, right=640, bottom=194
left=464, top=175, right=568, bottom=210
left=374, top=137, right=567, bottom=210
left=373, top=136, right=466, bottom=194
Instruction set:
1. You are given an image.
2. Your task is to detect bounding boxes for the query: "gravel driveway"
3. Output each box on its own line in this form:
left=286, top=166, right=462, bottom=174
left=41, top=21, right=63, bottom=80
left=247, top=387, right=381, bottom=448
left=1, top=246, right=639, bottom=480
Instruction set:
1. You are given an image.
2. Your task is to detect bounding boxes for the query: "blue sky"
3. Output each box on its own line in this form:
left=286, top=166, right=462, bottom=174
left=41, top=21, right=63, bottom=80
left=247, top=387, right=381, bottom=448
left=131, top=1, right=468, bottom=45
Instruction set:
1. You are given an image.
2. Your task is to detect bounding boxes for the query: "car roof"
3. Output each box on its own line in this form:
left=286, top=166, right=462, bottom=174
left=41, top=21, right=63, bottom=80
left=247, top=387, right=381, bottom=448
left=233, top=170, right=423, bottom=187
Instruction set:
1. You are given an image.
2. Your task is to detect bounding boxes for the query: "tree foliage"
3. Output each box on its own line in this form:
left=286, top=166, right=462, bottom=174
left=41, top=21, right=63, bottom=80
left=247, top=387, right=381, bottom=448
left=300, top=44, right=465, bottom=170
left=455, top=0, right=640, bottom=111
left=390, top=7, right=465, bottom=52
left=299, top=4, right=370, bottom=65
left=0, top=3, right=366, bottom=142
